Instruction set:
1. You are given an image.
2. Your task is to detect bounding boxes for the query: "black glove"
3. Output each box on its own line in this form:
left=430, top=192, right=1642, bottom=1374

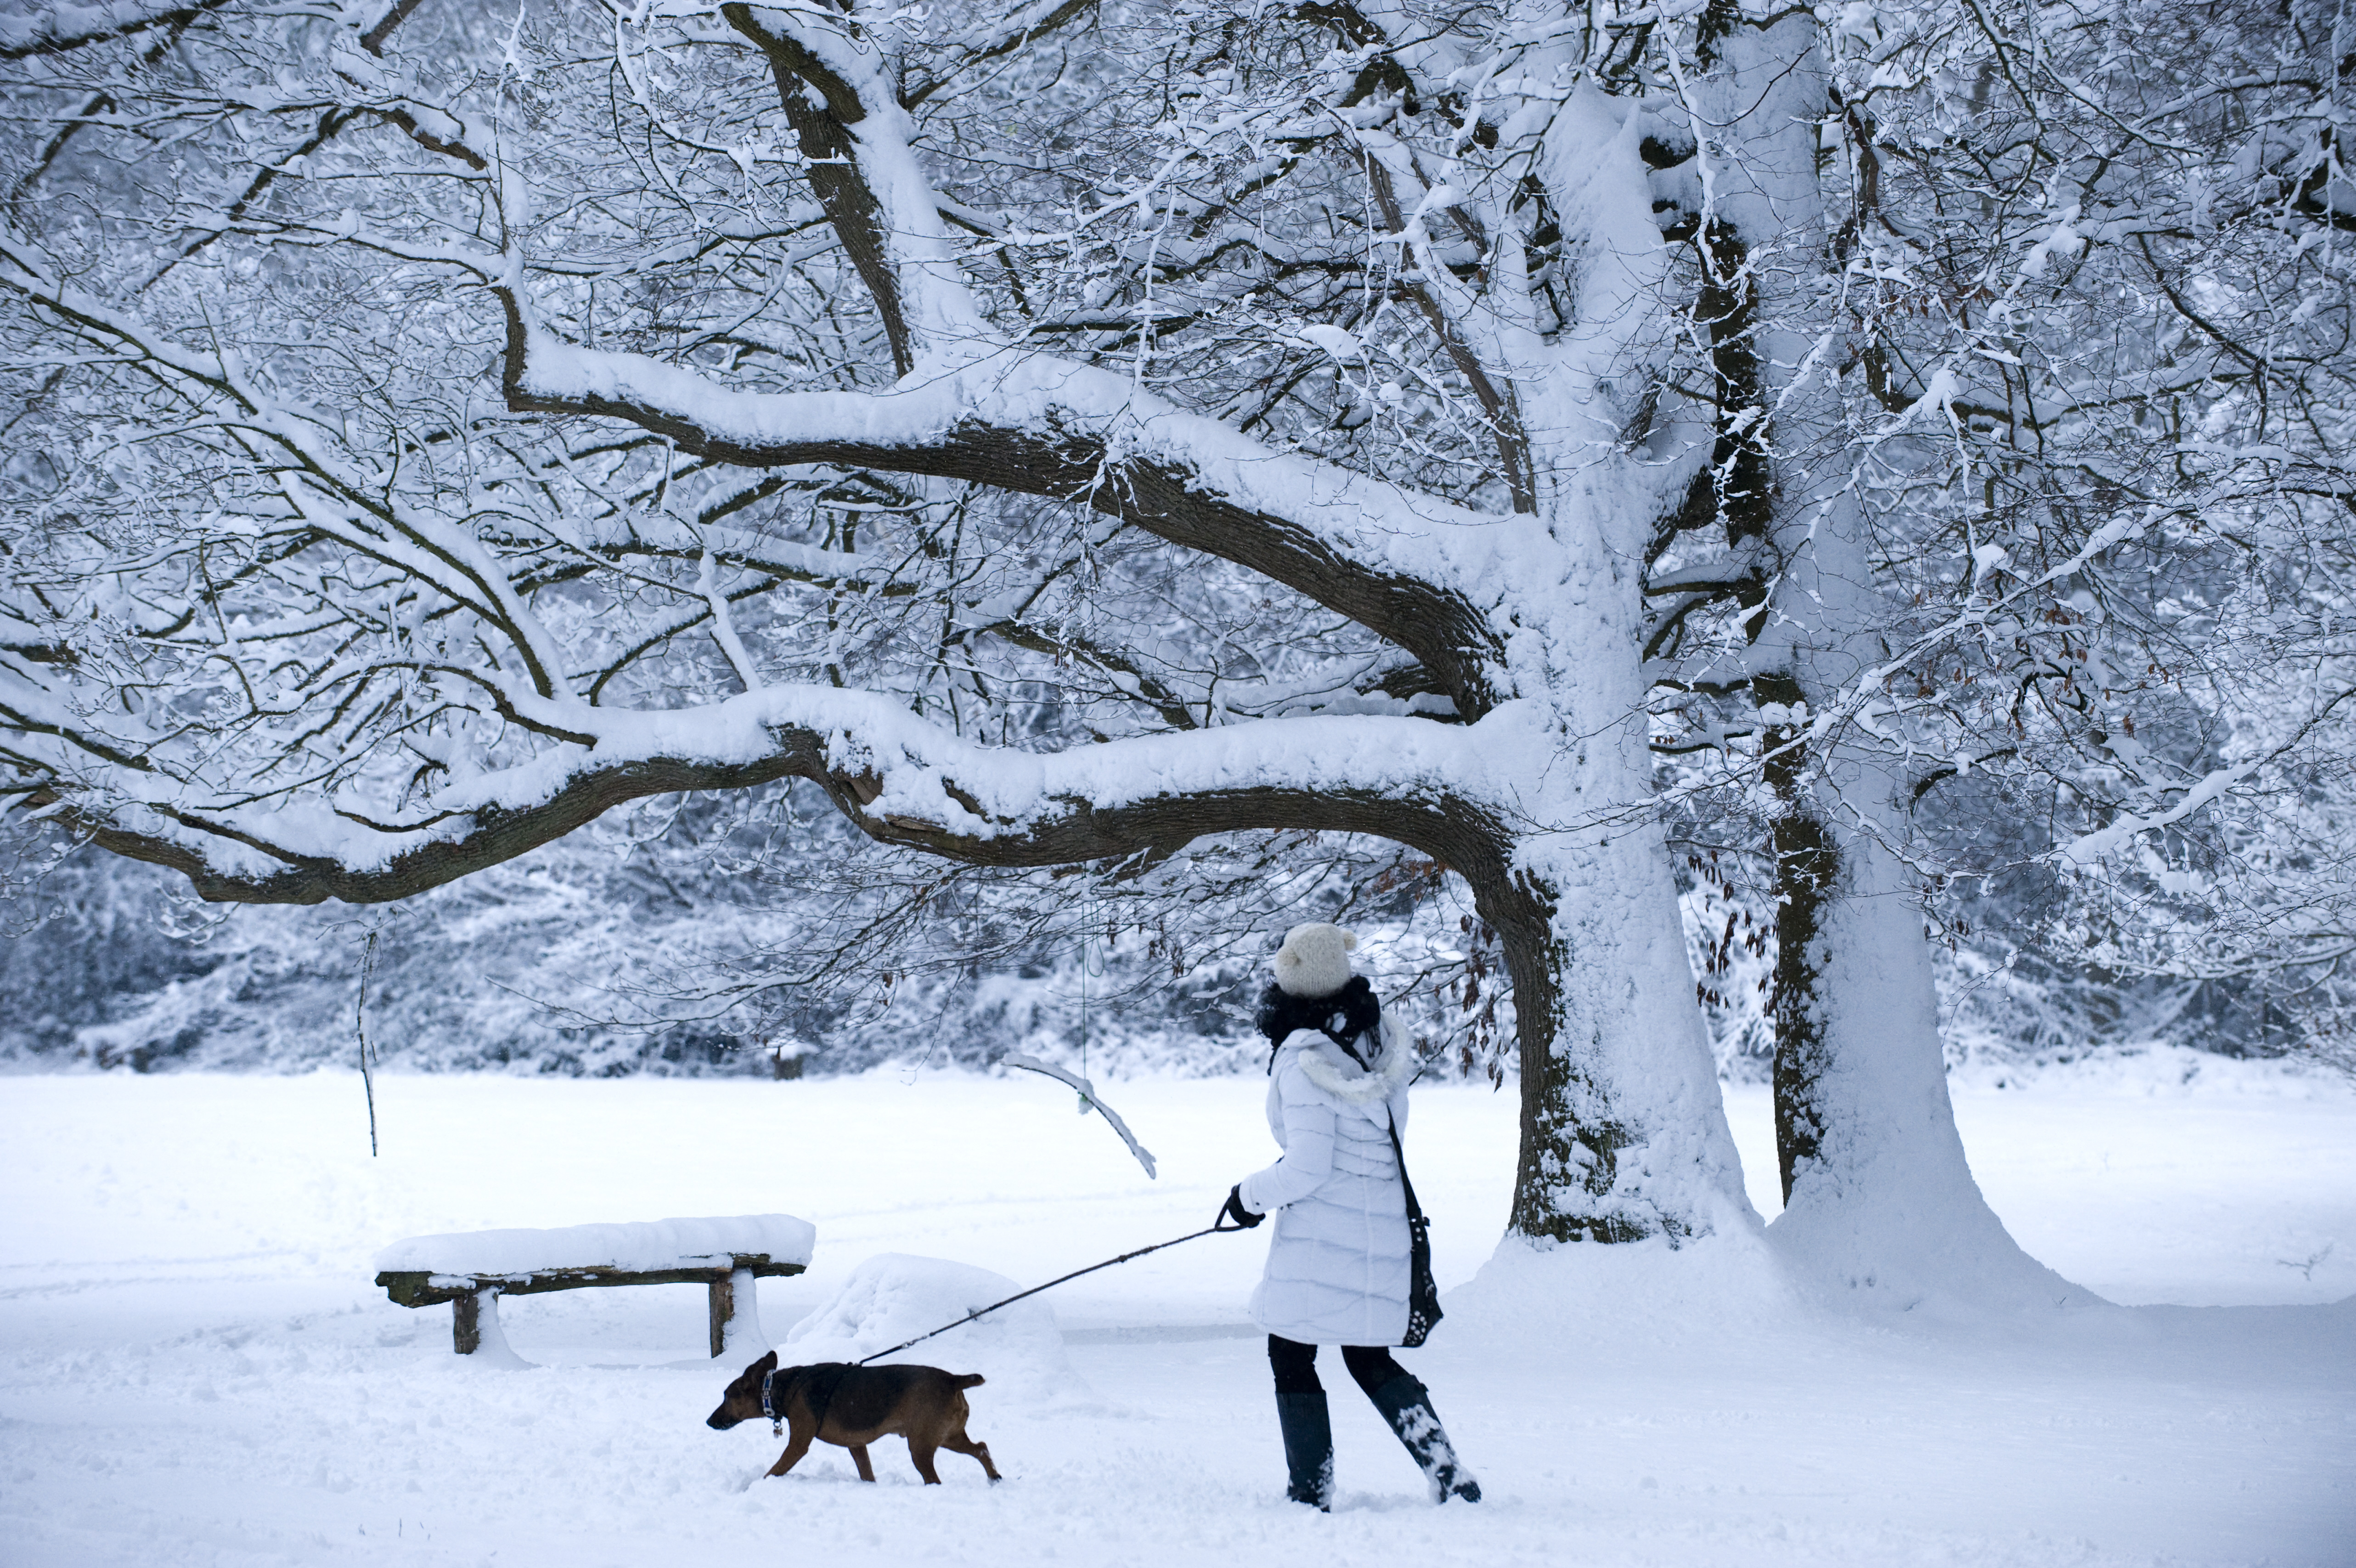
left=1222, top=1184, right=1265, bottom=1229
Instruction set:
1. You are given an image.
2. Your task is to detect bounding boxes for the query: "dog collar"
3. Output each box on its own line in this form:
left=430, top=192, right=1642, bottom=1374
left=759, top=1368, right=783, bottom=1437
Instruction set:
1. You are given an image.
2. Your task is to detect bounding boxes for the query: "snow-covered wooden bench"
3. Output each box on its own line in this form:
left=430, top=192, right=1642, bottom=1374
left=373, top=1214, right=815, bottom=1357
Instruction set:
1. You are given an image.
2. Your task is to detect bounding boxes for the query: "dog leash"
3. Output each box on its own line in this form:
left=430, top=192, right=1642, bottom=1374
left=855, top=1212, right=1250, bottom=1365
left=759, top=1211, right=1250, bottom=1433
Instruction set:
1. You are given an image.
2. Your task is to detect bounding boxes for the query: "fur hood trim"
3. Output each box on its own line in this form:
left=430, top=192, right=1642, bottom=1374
left=1277, top=1015, right=1416, bottom=1108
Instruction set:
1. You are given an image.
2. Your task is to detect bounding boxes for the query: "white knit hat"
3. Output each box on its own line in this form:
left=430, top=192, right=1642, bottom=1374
left=1273, top=922, right=1358, bottom=998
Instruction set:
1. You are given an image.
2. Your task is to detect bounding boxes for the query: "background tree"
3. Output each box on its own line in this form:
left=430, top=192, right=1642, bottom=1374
left=1633, top=0, right=2356, bottom=1292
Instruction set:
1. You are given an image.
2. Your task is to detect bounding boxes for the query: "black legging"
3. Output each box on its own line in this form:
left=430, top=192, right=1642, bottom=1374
left=1268, top=1333, right=1405, bottom=1396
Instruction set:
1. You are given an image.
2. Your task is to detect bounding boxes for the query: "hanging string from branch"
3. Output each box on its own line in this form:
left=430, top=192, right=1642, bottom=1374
left=1077, top=884, right=1099, bottom=1115
left=356, top=930, right=381, bottom=1157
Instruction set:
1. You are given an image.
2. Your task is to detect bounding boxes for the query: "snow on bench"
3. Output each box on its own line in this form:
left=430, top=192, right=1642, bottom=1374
left=373, top=1214, right=815, bottom=1358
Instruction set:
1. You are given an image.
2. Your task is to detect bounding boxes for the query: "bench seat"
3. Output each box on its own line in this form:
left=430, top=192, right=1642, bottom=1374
left=373, top=1213, right=814, bottom=1356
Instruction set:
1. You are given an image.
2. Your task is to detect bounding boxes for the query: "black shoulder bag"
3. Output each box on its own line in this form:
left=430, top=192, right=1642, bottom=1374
left=1383, top=1109, right=1443, bottom=1347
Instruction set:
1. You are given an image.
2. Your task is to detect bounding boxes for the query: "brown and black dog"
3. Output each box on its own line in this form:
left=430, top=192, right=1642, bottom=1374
left=707, top=1351, right=1003, bottom=1485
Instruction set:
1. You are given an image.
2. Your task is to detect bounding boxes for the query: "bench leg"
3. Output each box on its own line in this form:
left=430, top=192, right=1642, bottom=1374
left=454, top=1286, right=502, bottom=1354
left=709, top=1268, right=764, bottom=1359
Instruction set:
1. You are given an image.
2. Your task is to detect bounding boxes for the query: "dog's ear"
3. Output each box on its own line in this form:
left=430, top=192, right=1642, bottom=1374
left=747, top=1349, right=778, bottom=1375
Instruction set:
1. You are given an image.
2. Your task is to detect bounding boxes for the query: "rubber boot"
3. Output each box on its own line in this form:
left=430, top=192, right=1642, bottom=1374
left=1274, top=1391, right=1334, bottom=1510
left=1364, top=1372, right=1480, bottom=1503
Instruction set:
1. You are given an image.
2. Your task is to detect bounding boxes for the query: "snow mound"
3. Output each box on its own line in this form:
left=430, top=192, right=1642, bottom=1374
left=1444, top=1228, right=1799, bottom=1346
left=782, top=1253, right=1086, bottom=1404
left=1770, top=1194, right=2104, bottom=1320
left=1448, top=1224, right=2101, bottom=1342
left=373, top=1213, right=815, bottom=1276
left=1948, top=1043, right=2356, bottom=1100
left=458, top=1293, right=531, bottom=1371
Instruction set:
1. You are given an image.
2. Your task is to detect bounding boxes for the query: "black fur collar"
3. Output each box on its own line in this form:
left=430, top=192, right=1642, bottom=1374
left=1254, top=976, right=1378, bottom=1070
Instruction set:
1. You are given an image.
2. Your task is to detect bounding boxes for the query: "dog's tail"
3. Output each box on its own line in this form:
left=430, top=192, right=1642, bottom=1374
left=953, top=1373, right=986, bottom=1389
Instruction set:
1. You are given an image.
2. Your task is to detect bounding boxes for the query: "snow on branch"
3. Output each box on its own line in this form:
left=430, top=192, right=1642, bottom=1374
left=998, top=1052, right=1157, bottom=1178
left=903, top=0, right=1100, bottom=106
left=499, top=300, right=1512, bottom=715
left=720, top=2, right=993, bottom=374
left=20, top=677, right=1506, bottom=904
left=2060, top=763, right=2257, bottom=867
left=0, top=0, right=236, bottom=59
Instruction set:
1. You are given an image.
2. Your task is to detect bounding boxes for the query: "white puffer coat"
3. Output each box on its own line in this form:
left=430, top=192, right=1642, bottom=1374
left=1237, top=1015, right=1417, bottom=1346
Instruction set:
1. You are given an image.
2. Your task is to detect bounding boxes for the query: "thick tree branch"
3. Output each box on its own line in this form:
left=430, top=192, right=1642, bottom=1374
left=497, top=298, right=1507, bottom=717
left=724, top=3, right=914, bottom=375
left=12, top=692, right=1503, bottom=905
left=1363, top=153, right=1537, bottom=514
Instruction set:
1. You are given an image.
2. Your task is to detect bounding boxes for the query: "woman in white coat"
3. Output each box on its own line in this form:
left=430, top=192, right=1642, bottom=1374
left=1221, top=923, right=1480, bottom=1511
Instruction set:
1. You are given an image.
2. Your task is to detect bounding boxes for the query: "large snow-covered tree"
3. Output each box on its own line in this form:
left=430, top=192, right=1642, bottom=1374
left=3, top=0, right=2339, bottom=1285
left=1683, top=0, right=2356, bottom=1292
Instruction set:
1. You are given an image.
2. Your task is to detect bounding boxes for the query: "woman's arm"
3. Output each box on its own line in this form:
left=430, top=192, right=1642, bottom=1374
left=1237, top=1066, right=1336, bottom=1213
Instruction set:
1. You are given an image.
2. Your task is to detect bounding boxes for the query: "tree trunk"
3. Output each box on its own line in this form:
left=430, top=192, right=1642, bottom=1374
left=1499, top=835, right=1754, bottom=1246
left=1768, top=785, right=2085, bottom=1304
left=1714, top=17, right=2091, bottom=1306
left=1486, top=463, right=1756, bottom=1246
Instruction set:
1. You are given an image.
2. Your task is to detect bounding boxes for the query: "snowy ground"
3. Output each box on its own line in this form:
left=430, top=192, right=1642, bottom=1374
left=1, top=1055, right=2351, bottom=1567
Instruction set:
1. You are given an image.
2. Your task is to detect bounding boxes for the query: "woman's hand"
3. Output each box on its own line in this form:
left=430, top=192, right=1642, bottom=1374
left=1221, top=1185, right=1266, bottom=1229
